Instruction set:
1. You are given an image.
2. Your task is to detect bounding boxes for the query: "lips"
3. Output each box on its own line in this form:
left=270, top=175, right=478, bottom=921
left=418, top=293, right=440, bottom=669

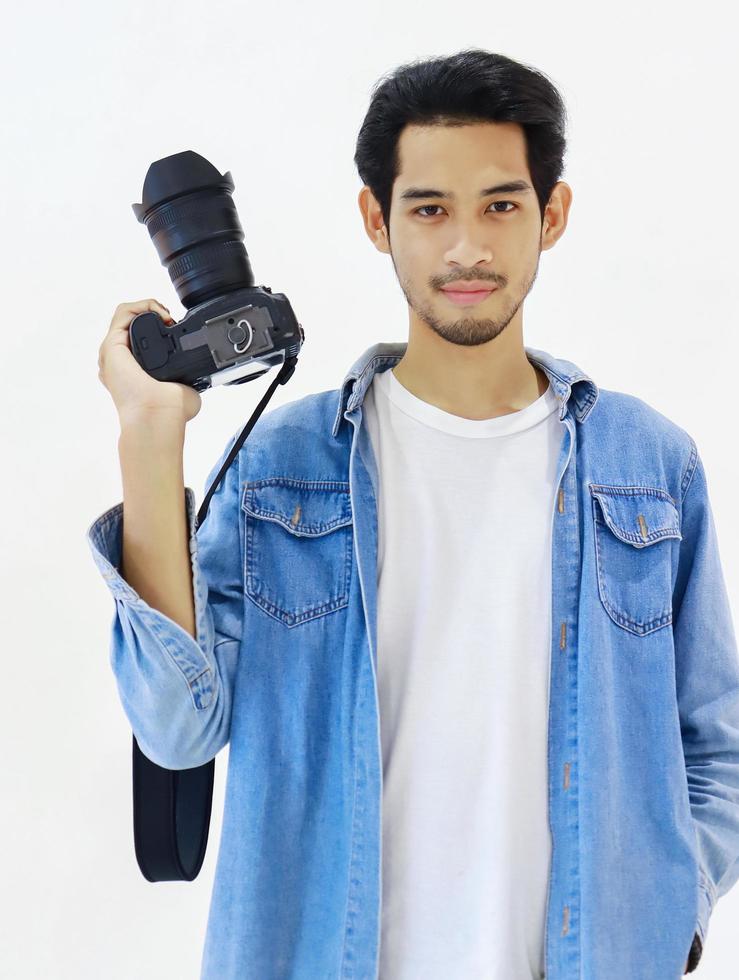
left=442, top=286, right=497, bottom=306
left=441, top=280, right=497, bottom=292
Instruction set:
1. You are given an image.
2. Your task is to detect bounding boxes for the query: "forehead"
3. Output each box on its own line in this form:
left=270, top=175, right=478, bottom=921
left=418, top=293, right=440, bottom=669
left=395, top=121, right=529, bottom=186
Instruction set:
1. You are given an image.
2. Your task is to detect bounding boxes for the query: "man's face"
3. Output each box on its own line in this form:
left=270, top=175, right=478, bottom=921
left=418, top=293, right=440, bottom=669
left=382, top=121, right=552, bottom=348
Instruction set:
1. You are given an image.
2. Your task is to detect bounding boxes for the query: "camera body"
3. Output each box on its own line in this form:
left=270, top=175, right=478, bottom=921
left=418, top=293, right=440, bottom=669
left=130, top=285, right=303, bottom=392
left=129, top=149, right=304, bottom=391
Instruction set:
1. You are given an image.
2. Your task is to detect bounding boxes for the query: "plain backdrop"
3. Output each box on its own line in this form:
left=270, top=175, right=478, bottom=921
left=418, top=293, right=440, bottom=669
left=2, top=0, right=737, bottom=976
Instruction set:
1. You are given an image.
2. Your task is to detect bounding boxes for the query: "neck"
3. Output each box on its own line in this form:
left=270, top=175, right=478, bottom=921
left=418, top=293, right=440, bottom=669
left=391, top=318, right=548, bottom=421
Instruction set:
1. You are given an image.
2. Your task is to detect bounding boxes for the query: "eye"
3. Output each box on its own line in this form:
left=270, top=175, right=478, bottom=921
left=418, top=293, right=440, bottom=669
left=413, top=201, right=517, bottom=217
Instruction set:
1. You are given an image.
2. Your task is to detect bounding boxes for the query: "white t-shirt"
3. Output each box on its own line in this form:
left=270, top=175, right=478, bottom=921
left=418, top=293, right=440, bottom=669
left=362, top=362, right=563, bottom=979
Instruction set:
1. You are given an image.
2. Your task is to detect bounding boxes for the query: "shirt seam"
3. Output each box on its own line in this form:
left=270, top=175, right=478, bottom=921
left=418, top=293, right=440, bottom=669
left=680, top=437, right=700, bottom=502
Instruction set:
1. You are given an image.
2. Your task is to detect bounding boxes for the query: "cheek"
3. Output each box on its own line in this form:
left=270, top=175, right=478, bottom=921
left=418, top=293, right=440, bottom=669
left=506, top=236, right=537, bottom=268
left=409, top=238, right=445, bottom=280
left=400, top=233, right=428, bottom=262
left=390, top=241, right=427, bottom=282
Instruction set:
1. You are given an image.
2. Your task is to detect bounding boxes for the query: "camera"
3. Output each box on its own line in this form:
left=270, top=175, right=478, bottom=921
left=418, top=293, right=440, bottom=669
left=130, top=150, right=304, bottom=392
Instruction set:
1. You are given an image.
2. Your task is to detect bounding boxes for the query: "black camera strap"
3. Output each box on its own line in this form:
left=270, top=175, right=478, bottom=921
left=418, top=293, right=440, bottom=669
left=132, top=355, right=298, bottom=881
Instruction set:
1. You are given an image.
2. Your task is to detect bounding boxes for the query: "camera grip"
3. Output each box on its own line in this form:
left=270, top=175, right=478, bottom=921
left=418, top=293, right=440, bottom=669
left=130, top=310, right=173, bottom=371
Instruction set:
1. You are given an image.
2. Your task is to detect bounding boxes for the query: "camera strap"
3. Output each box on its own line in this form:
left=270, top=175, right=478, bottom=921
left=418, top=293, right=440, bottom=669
left=132, top=354, right=299, bottom=881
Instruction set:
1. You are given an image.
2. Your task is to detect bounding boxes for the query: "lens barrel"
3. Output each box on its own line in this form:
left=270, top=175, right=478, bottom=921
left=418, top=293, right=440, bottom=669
left=132, top=150, right=254, bottom=309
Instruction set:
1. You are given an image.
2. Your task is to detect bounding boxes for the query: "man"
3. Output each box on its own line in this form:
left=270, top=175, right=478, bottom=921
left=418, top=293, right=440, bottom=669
left=90, top=49, right=734, bottom=977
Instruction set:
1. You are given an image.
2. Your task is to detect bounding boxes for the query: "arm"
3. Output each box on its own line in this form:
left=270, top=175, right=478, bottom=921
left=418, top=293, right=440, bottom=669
left=118, top=420, right=196, bottom=638
left=86, top=428, right=245, bottom=770
left=673, top=439, right=739, bottom=960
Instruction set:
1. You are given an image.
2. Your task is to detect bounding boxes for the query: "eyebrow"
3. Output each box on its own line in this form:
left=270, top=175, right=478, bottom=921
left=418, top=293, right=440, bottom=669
left=399, top=179, right=533, bottom=201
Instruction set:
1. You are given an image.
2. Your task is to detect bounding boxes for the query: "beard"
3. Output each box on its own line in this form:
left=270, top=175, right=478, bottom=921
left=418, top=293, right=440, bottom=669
left=391, top=251, right=541, bottom=348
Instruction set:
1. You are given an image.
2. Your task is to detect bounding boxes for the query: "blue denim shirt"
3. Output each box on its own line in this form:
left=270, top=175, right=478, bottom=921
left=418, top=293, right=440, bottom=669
left=86, top=342, right=739, bottom=978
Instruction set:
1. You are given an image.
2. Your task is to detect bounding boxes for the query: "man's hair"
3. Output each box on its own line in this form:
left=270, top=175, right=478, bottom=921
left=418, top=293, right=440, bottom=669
left=353, top=48, right=569, bottom=231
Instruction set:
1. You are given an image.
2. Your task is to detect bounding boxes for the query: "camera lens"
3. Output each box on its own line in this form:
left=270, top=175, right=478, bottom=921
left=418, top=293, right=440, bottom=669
left=132, top=150, right=255, bottom=309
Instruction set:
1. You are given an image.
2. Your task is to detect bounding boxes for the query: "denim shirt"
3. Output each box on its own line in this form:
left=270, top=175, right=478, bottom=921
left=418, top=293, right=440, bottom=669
left=86, top=341, right=739, bottom=979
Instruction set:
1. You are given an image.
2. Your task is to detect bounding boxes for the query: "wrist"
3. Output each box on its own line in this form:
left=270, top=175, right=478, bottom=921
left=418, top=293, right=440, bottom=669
left=118, top=410, right=186, bottom=439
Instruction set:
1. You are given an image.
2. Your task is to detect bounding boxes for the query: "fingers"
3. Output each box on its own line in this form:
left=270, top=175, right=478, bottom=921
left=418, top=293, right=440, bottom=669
left=98, top=299, right=174, bottom=376
left=109, top=299, right=173, bottom=333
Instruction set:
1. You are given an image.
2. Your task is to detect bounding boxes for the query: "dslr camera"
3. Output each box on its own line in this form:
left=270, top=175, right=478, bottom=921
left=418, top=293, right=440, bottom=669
left=130, top=150, right=303, bottom=392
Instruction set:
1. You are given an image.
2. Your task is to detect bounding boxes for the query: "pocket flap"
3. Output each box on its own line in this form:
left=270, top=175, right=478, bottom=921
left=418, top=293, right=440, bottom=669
left=242, top=478, right=352, bottom=537
left=589, top=485, right=682, bottom=547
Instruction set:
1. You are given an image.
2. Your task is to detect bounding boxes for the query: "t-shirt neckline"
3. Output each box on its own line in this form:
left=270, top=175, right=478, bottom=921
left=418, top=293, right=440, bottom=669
left=374, top=363, right=560, bottom=439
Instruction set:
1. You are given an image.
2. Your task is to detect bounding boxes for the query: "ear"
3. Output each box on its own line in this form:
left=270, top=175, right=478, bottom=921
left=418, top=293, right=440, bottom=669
left=540, top=180, right=572, bottom=252
left=358, top=186, right=391, bottom=255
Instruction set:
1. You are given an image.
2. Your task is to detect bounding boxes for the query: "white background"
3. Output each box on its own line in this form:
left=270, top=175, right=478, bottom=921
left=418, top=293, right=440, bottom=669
left=2, top=0, right=737, bottom=976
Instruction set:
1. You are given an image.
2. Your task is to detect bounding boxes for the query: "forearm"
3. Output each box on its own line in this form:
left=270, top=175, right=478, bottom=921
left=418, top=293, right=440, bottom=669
left=118, top=419, right=196, bottom=640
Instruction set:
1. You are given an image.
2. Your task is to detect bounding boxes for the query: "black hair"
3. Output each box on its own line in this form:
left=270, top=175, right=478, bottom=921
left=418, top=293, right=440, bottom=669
left=353, top=48, right=569, bottom=231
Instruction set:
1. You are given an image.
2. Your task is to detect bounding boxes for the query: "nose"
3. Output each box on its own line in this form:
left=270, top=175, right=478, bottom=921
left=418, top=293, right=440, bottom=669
left=443, top=234, right=494, bottom=270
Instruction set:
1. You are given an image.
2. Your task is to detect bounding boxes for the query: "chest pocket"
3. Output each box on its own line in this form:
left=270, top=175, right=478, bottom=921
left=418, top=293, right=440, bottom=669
left=241, top=478, right=353, bottom=628
left=589, top=484, right=682, bottom=637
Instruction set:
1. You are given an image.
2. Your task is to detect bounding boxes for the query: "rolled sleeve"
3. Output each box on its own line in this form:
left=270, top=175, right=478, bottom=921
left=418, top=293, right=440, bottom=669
left=86, top=433, right=244, bottom=770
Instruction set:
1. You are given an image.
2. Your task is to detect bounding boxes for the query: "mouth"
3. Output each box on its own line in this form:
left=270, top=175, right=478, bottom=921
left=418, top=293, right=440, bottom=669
left=441, top=286, right=498, bottom=306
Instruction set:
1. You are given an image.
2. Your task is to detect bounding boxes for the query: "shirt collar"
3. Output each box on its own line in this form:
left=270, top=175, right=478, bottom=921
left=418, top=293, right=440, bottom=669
left=331, top=341, right=599, bottom=438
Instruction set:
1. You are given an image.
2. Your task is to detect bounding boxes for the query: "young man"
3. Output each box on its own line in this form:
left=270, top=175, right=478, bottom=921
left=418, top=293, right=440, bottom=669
left=89, top=49, right=736, bottom=978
